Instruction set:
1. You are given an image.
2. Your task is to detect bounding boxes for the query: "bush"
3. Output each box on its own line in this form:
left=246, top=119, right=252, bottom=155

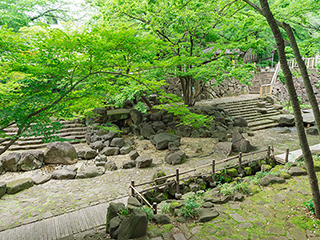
left=180, top=198, right=201, bottom=219
left=140, top=206, right=154, bottom=221
left=303, top=199, right=315, bottom=215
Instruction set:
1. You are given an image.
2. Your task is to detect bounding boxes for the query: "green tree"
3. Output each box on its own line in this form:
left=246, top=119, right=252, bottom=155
left=0, top=24, right=160, bottom=155
left=93, top=0, right=265, bottom=106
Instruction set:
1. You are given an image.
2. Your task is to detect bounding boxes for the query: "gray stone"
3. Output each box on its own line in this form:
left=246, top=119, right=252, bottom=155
left=109, top=216, right=123, bottom=239
left=288, top=227, right=307, bottom=240
left=136, top=155, right=153, bottom=168
left=202, top=202, right=214, bottom=208
left=179, top=125, right=192, bottom=137
left=117, top=209, right=148, bottom=239
left=106, top=202, right=125, bottom=232
left=152, top=121, right=166, bottom=132
left=32, top=174, right=51, bottom=185
left=0, top=161, right=3, bottom=175
left=212, top=142, right=232, bottom=156
left=307, top=127, right=319, bottom=135
left=256, top=108, right=268, bottom=114
left=122, top=160, right=136, bottom=169
left=235, top=222, right=253, bottom=229
left=0, top=182, right=6, bottom=198
left=279, top=115, right=295, bottom=127
left=257, top=102, right=266, bottom=108
left=101, top=147, right=120, bottom=156
left=110, top=138, right=125, bottom=148
left=259, top=175, right=285, bottom=186
left=198, top=209, right=219, bottom=222
left=76, top=166, right=104, bottom=179
left=150, top=112, right=162, bottom=121
left=130, top=124, right=141, bottom=136
left=140, top=124, right=155, bottom=140
left=129, top=150, right=140, bottom=160
left=1, top=152, right=21, bottom=171
left=102, top=131, right=119, bottom=141
left=211, top=195, right=231, bottom=204
left=89, top=141, right=104, bottom=151
left=152, top=214, right=171, bottom=225
left=191, top=130, right=200, bottom=138
left=130, top=109, right=142, bottom=125
left=288, top=167, right=307, bottom=176
left=52, top=169, right=76, bottom=180
left=233, top=192, right=245, bottom=202
left=120, top=144, right=132, bottom=155
left=18, top=151, right=44, bottom=171
left=150, top=133, right=181, bottom=150
left=165, top=150, right=186, bottom=165
left=6, top=178, right=34, bottom=194
left=44, top=142, right=78, bottom=165
left=279, top=127, right=292, bottom=134
left=230, top=213, right=245, bottom=222
left=232, top=128, right=252, bottom=153
left=106, top=161, right=118, bottom=171
left=233, top=117, right=248, bottom=127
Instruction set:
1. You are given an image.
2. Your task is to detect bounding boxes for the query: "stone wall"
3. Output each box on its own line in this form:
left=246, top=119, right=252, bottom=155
left=272, top=69, right=320, bottom=104
left=249, top=70, right=275, bottom=94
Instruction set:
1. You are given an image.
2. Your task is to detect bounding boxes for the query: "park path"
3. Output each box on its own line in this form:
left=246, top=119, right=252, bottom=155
left=275, top=143, right=320, bottom=163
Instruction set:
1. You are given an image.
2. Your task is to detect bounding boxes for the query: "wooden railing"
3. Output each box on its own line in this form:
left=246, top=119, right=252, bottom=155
left=259, top=55, right=319, bottom=98
left=130, top=146, right=276, bottom=213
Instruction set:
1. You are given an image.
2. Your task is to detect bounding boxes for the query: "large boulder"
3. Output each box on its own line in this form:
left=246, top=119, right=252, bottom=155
left=259, top=175, right=285, bottom=186
left=233, top=117, right=248, bottom=127
left=6, top=178, right=34, bottom=194
left=117, top=209, right=148, bottom=239
left=44, top=142, right=78, bottom=165
left=1, top=152, right=21, bottom=172
left=150, top=133, right=181, bottom=150
left=279, top=115, right=295, bottom=127
left=165, top=150, right=186, bottom=165
left=135, top=156, right=153, bottom=168
left=212, top=142, right=232, bottom=156
left=198, top=209, right=219, bottom=222
left=288, top=167, right=307, bottom=176
left=122, top=160, right=136, bottom=169
left=18, top=151, right=44, bottom=171
left=129, top=109, right=142, bottom=125
left=179, top=125, right=192, bottom=137
left=76, top=166, right=105, bottom=179
left=52, top=169, right=77, bottom=180
left=110, top=138, right=125, bottom=148
left=106, top=202, right=125, bottom=233
left=152, top=214, right=171, bottom=225
left=232, top=128, right=252, bottom=153
left=140, top=124, right=155, bottom=140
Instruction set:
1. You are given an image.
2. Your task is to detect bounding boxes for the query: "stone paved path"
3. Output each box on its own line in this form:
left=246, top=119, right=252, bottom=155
left=275, top=143, right=320, bottom=163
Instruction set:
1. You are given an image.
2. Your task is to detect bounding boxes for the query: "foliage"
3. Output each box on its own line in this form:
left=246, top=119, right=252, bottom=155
left=304, top=199, right=315, bottom=215
left=140, top=206, right=154, bottom=221
left=118, top=207, right=130, bottom=218
left=180, top=197, right=201, bottom=219
left=220, top=181, right=250, bottom=196
left=160, top=203, right=170, bottom=214
left=249, top=171, right=275, bottom=185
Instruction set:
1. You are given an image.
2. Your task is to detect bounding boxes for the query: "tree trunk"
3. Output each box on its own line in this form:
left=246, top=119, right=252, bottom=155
left=283, top=23, right=320, bottom=134
left=180, top=76, right=196, bottom=106
left=259, top=0, right=320, bottom=219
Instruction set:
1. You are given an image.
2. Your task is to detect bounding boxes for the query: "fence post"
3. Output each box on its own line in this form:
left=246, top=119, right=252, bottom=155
left=238, top=152, right=244, bottom=176
left=153, top=202, right=157, bottom=214
left=267, top=145, right=271, bottom=164
left=212, top=160, right=215, bottom=182
left=285, top=148, right=289, bottom=163
left=176, top=168, right=180, bottom=195
left=131, top=180, right=135, bottom=197
left=271, top=145, right=275, bottom=159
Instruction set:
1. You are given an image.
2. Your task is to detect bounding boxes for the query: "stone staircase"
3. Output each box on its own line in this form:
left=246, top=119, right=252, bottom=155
left=216, top=97, right=281, bottom=131
left=0, top=120, right=87, bottom=152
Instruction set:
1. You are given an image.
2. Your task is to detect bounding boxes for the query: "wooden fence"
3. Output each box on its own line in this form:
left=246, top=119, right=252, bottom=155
left=130, top=145, right=281, bottom=214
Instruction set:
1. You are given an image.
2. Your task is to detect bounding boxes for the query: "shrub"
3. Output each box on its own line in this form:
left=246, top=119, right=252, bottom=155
left=160, top=202, right=170, bottom=214
left=118, top=207, right=130, bottom=218
left=180, top=198, right=201, bottom=219
left=303, top=199, right=315, bottom=215
left=140, top=206, right=154, bottom=221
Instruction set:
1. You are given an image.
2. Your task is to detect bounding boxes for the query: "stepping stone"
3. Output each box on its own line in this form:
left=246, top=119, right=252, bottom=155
left=288, top=167, right=307, bottom=176
left=6, top=178, right=34, bottom=194
left=198, top=209, right=219, bottom=222
left=32, top=174, right=51, bottom=185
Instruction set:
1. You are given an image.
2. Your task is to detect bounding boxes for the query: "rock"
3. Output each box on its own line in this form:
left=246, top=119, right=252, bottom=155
left=211, top=195, right=231, bottom=204
left=110, top=138, right=125, bottom=148
left=120, top=144, right=132, bottom=155
left=189, top=183, right=199, bottom=192
left=78, top=149, right=97, bottom=160
left=106, top=202, right=125, bottom=232
left=212, top=142, right=232, bottom=156
left=202, top=202, right=214, bottom=208
left=232, top=128, right=252, bottom=153
left=257, top=102, right=266, bottom=108
left=6, top=178, right=34, bottom=194
left=152, top=121, right=166, bottom=132
left=136, top=156, right=153, bottom=168
left=90, top=134, right=101, bottom=143
left=122, top=160, right=136, bottom=169
left=52, top=169, right=76, bottom=180
left=261, top=164, right=272, bottom=172
left=259, top=175, right=285, bottom=186
left=256, top=108, right=268, bottom=114
left=162, top=115, right=174, bottom=124
left=288, top=167, right=307, bottom=176
left=152, top=214, right=171, bottom=225
left=279, top=172, right=291, bottom=179
left=233, top=117, right=248, bottom=127
left=279, top=127, right=292, bottom=134
left=198, top=209, right=219, bottom=222
left=1, top=152, right=21, bottom=172
left=129, top=109, right=142, bottom=125
left=191, top=130, right=200, bottom=138
left=152, top=170, right=167, bottom=185
left=89, top=141, right=105, bottom=151
left=273, top=104, right=283, bottom=110
left=127, top=197, right=142, bottom=211
left=101, top=147, right=120, bottom=156
left=306, top=127, right=319, bottom=135
left=0, top=182, right=6, bottom=198
left=130, top=124, right=141, bottom=136
left=279, top=115, right=295, bottom=127
left=150, top=133, right=181, bottom=150
left=109, top=216, right=123, bottom=239
left=233, top=192, right=245, bottom=202
left=102, top=131, right=119, bottom=141
left=106, top=161, right=118, bottom=171
left=265, top=96, right=275, bottom=104
left=44, top=142, right=78, bottom=165
left=165, top=150, right=186, bottom=165
left=179, top=125, right=192, bottom=137
left=117, top=209, right=148, bottom=239
left=129, top=150, right=140, bottom=160
left=150, top=112, right=162, bottom=121
left=76, top=166, right=104, bottom=179
left=0, top=162, right=3, bottom=175
left=32, top=174, right=51, bottom=185
left=140, top=124, right=155, bottom=140
left=18, top=151, right=44, bottom=171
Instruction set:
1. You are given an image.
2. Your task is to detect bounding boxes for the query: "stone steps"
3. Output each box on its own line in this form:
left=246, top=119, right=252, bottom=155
left=0, top=120, right=87, bottom=152
left=216, top=97, right=281, bottom=131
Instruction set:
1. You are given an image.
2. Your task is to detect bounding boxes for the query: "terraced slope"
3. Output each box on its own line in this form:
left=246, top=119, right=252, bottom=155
left=216, top=98, right=281, bottom=131
left=0, top=120, right=87, bottom=152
